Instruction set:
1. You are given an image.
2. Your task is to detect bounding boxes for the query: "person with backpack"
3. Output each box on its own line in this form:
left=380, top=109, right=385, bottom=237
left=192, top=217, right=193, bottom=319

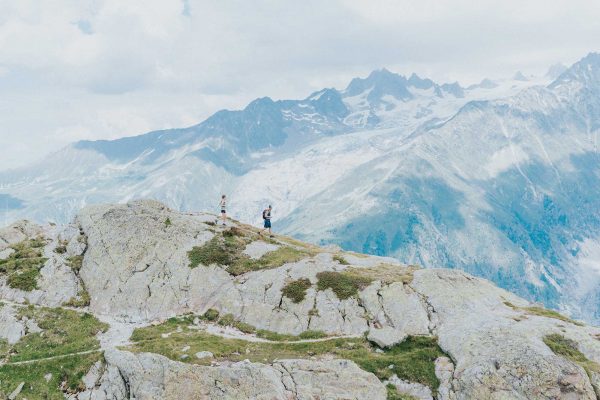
left=260, top=205, right=273, bottom=237
left=218, top=194, right=227, bottom=225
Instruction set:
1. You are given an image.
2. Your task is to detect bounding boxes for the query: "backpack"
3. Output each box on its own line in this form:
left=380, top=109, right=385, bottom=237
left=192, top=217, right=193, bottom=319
left=262, top=209, right=267, bottom=220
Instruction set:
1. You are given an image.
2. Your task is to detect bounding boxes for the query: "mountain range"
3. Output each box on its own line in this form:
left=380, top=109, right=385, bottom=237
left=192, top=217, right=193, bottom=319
left=1, top=53, right=600, bottom=324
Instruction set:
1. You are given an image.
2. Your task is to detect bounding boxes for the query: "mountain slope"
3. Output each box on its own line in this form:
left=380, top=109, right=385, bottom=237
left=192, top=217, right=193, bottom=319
left=1, top=200, right=600, bottom=399
left=278, top=54, right=600, bottom=322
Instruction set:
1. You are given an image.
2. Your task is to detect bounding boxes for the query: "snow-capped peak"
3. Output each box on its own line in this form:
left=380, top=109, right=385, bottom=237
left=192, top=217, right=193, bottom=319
left=549, top=52, right=600, bottom=90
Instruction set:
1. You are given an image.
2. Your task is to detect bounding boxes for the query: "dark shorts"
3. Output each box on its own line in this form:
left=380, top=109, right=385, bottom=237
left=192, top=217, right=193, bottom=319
left=264, top=219, right=271, bottom=228
left=221, top=209, right=226, bottom=214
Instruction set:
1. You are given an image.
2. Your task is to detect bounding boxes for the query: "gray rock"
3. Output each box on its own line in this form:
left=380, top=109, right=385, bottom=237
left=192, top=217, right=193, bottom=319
left=435, top=356, right=456, bottom=400
left=242, top=240, right=279, bottom=259
left=411, top=269, right=598, bottom=399
left=66, top=234, right=86, bottom=257
left=81, top=361, right=105, bottom=389
left=8, top=382, right=24, bottom=400
left=387, top=374, right=433, bottom=400
left=25, top=317, right=42, bottom=334
left=367, top=326, right=407, bottom=348
left=0, top=220, right=43, bottom=251
left=195, top=351, right=214, bottom=359
left=0, top=248, right=14, bottom=260
left=0, top=304, right=25, bottom=344
left=74, top=350, right=386, bottom=400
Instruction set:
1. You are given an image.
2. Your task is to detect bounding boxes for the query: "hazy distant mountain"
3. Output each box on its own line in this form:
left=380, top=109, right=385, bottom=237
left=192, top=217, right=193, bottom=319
left=546, top=63, right=568, bottom=80
left=2, top=55, right=600, bottom=323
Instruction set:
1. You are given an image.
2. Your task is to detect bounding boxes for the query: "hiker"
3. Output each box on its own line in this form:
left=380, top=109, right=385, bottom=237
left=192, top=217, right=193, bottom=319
left=260, top=205, right=273, bottom=237
left=219, top=194, right=227, bottom=225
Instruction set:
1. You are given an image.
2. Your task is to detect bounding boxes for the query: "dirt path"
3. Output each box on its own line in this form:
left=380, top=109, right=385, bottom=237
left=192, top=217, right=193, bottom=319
left=6, top=349, right=101, bottom=366
left=180, top=322, right=363, bottom=344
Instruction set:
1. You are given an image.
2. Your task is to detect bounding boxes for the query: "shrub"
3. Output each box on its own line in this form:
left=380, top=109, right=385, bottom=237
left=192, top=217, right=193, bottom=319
left=316, top=271, right=373, bottom=300
left=67, top=255, right=84, bottom=273
left=202, top=308, right=220, bottom=321
left=543, top=333, right=600, bottom=376
left=0, top=239, right=48, bottom=291
left=281, top=278, right=312, bottom=303
left=187, top=229, right=312, bottom=276
left=297, top=330, right=327, bottom=340
left=217, top=313, right=236, bottom=327
left=333, top=255, right=350, bottom=265
left=543, top=334, right=587, bottom=363
left=187, top=235, right=244, bottom=268
left=164, top=217, right=172, bottom=227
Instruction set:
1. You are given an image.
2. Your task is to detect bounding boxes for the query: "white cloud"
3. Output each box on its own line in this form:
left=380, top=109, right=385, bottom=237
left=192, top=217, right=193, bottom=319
left=0, top=0, right=599, bottom=170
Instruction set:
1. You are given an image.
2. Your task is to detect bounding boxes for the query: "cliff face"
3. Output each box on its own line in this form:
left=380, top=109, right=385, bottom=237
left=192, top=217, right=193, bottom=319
left=1, top=200, right=600, bottom=399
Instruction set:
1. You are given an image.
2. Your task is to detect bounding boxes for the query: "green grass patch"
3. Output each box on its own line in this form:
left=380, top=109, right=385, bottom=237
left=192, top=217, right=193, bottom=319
left=347, top=264, right=418, bottom=285
left=164, top=217, right=172, bottom=227
left=11, top=306, right=108, bottom=362
left=386, top=384, right=418, bottom=399
left=187, top=229, right=312, bottom=275
left=66, top=255, right=84, bottom=273
left=128, top=317, right=445, bottom=393
left=333, top=255, right=350, bottom=265
left=543, top=333, right=600, bottom=376
left=187, top=232, right=246, bottom=268
left=0, top=352, right=103, bottom=399
left=0, top=338, right=10, bottom=359
left=504, top=302, right=583, bottom=326
left=0, top=306, right=108, bottom=399
left=281, top=278, right=312, bottom=303
left=316, top=271, right=373, bottom=300
left=216, top=313, right=256, bottom=334
left=255, top=329, right=327, bottom=341
left=54, top=240, right=67, bottom=255
left=202, top=308, right=220, bottom=321
left=297, top=330, right=328, bottom=340
left=0, top=239, right=48, bottom=291
left=226, top=246, right=309, bottom=276
left=63, top=287, right=91, bottom=308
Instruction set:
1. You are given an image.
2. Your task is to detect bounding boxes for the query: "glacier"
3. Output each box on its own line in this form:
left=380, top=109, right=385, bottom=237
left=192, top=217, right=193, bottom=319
left=1, top=53, right=600, bottom=323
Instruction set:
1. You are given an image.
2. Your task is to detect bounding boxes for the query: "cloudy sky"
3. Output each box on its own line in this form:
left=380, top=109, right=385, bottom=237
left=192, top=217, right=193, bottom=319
left=1, top=0, right=599, bottom=171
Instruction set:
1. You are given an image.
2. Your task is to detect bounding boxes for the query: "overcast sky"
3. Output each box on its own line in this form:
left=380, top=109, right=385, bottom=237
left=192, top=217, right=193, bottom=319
left=1, top=0, right=599, bottom=171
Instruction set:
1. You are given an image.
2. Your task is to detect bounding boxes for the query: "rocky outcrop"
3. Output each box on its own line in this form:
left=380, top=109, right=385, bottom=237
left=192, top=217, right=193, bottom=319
left=0, top=221, right=79, bottom=307
left=0, top=220, right=44, bottom=250
left=73, top=350, right=386, bottom=400
left=3, top=200, right=600, bottom=399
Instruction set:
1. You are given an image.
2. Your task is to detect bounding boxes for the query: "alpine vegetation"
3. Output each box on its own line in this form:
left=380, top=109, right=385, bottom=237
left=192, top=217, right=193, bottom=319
left=0, top=200, right=599, bottom=398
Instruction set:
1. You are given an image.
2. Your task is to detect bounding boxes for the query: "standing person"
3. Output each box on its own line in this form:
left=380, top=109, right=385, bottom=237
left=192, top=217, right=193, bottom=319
left=260, top=205, right=273, bottom=237
left=219, top=194, right=227, bottom=225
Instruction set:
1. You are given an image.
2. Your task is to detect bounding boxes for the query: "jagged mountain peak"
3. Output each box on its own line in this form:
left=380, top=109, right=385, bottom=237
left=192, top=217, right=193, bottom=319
left=513, top=71, right=529, bottom=81
left=344, top=68, right=412, bottom=100
left=549, top=52, right=600, bottom=90
left=546, top=63, right=568, bottom=80
left=467, top=78, right=498, bottom=90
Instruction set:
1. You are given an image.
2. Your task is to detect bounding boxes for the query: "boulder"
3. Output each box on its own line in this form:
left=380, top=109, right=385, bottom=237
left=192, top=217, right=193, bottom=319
left=367, top=326, right=407, bottom=348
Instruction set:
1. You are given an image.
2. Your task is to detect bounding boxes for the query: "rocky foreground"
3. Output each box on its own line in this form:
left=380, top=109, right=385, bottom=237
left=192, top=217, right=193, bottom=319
left=0, top=200, right=600, bottom=399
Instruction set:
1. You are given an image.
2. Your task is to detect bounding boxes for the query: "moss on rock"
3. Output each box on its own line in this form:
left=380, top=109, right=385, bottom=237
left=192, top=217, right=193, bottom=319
left=0, top=238, right=48, bottom=291
left=281, top=278, right=312, bottom=303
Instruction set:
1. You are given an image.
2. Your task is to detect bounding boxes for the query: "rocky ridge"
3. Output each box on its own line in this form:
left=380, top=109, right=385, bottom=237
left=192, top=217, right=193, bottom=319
left=0, top=199, right=599, bottom=399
